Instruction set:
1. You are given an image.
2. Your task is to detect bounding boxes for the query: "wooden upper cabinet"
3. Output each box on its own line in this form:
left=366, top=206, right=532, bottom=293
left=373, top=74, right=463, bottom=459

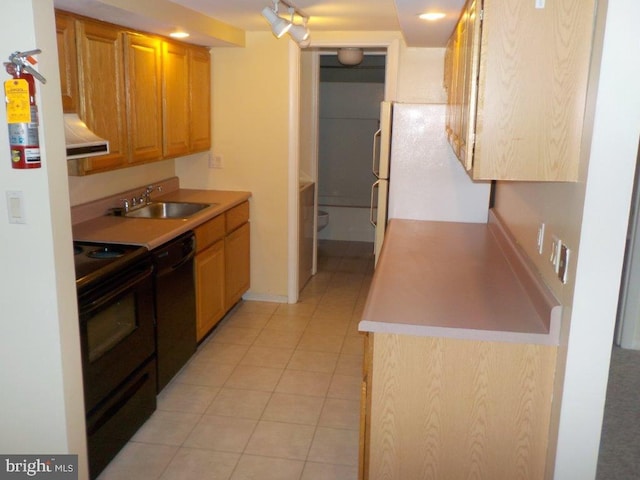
left=55, top=12, right=78, bottom=113
left=56, top=11, right=212, bottom=174
left=162, top=41, right=190, bottom=158
left=189, top=46, right=212, bottom=152
left=445, top=0, right=596, bottom=181
left=124, top=33, right=163, bottom=164
left=76, top=19, right=128, bottom=173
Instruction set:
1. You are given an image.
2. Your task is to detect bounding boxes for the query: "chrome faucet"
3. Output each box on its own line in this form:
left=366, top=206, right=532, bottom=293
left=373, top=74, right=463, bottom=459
left=143, top=184, right=162, bottom=204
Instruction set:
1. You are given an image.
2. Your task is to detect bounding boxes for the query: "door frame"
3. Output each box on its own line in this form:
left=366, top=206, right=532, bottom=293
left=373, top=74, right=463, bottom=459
left=287, top=34, right=400, bottom=303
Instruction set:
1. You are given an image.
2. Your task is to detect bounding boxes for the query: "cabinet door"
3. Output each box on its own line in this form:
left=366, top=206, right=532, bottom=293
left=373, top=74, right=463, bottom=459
left=189, top=46, right=211, bottom=152
left=225, top=222, right=250, bottom=310
left=124, top=33, right=163, bottom=164
left=458, top=0, right=481, bottom=170
left=162, top=41, right=190, bottom=158
left=473, top=0, right=594, bottom=180
left=76, top=19, right=127, bottom=173
left=55, top=12, right=78, bottom=113
left=195, top=240, right=225, bottom=341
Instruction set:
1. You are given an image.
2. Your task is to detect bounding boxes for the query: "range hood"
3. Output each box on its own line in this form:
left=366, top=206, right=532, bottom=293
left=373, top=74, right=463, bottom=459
left=64, top=113, right=109, bottom=160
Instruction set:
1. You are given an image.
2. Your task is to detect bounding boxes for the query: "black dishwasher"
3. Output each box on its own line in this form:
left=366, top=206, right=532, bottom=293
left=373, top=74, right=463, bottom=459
left=153, top=232, right=196, bottom=392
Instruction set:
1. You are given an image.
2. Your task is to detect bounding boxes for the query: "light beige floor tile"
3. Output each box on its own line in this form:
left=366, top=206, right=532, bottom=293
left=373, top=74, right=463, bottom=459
left=327, top=374, right=361, bottom=401
left=175, top=361, right=235, bottom=388
left=304, top=319, right=349, bottom=337
left=297, top=331, right=345, bottom=354
left=224, top=365, right=283, bottom=391
left=345, top=319, right=362, bottom=337
left=132, top=410, right=201, bottom=446
left=276, top=369, right=332, bottom=397
left=318, top=398, right=360, bottom=430
left=244, top=420, right=315, bottom=460
left=205, top=388, right=271, bottom=419
left=239, top=345, right=294, bottom=369
left=301, top=461, right=358, bottom=480
left=265, top=314, right=311, bottom=333
left=210, top=326, right=261, bottom=346
left=96, top=442, right=177, bottom=480
left=230, top=455, right=304, bottom=480
left=157, top=382, right=220, bottom=414
left=275, top=302, right=317, bottom=317
left=226, top=312, right=272, bottom=329
left=262, top=392, right=325, bottom=425
left=341, top=335, right=364, bottom=356
left=334, top=354, right=363, bottom=377
left=183, top=415, right=257, bottom=453
left=234, top=301, right=279, bottom=315
left=160, top=448, right=239, bottom=480
left=193, top=343, right=250, bottom=366
left=287, top=350, right=339, bottom=374
left=307, top=427, right=359, bottom=466
left=312, top=307, right=354, bottom=322
left=253, top=328, right=303, bottom=349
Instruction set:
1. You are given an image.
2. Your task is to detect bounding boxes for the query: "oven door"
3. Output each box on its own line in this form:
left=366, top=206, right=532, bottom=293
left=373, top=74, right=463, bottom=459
left=78, top=257, right=155, bottom=413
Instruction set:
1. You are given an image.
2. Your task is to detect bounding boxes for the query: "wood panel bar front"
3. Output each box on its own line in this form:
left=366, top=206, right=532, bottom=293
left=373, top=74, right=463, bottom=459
left=367, top=333, right=557, bottom=480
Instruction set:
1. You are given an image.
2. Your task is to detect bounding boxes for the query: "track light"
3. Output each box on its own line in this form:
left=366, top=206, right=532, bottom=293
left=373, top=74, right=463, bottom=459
left=262, top=1, right=292, bottom=38
left=262, top=1, right=311, bottom=47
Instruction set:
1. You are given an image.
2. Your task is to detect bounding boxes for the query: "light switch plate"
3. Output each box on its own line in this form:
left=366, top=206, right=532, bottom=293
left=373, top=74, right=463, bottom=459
left=6, top=191, right=26, bottom=224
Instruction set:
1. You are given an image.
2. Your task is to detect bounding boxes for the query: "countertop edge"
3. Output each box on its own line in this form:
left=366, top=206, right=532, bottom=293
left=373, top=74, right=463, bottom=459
left=358, top=212, right=562, bottom=346
left=71, top=179, right=252, bottom=250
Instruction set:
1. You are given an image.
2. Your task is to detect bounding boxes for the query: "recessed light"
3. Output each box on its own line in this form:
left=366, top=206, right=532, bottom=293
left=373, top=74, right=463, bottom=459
left=419, top=12, right=446, bottom=21
left=170, top=31, right=190, bottom=39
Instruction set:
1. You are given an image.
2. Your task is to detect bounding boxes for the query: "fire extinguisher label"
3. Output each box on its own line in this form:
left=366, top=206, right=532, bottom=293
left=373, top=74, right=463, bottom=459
left=4, top=79, right=31, bottom=123
left=24, top=147, right=40, bottom=163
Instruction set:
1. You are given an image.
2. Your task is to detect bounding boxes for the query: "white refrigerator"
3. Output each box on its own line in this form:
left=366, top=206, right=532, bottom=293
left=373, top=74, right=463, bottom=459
left=371, top=102, right=491, bottom=263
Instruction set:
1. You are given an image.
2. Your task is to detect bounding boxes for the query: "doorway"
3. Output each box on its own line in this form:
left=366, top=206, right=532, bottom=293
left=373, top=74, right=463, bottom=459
left=297, top=47, right=391, bottom=293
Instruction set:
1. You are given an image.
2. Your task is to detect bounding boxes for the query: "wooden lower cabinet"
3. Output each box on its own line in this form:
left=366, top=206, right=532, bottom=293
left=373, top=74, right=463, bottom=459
left=360, top=333, right=557, bottom=480
left=195, top=239, right=225, bottom=341
left=194, top=202, right=250, bottom=342
left=225, top=222, right=250, bottom=310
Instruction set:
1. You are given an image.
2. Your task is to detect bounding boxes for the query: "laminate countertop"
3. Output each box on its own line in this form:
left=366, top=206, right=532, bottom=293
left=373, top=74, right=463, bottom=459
left=359, top=212, right=562, bottom=345
left=72, top=177, right=250, bottom=250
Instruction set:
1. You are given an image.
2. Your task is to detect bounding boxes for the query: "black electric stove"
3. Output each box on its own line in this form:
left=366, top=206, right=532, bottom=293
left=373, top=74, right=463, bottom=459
left=73, top=241, right=150, bottom=292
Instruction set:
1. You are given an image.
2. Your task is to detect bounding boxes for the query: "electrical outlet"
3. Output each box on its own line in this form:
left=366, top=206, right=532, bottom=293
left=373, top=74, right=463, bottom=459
left=550, top=235, right=561, bottom=273
left=537, top=222, right=545, bottom=255
left=208, top=153, right=223, bottom=169
left=558, top=243, right=570, bottom=284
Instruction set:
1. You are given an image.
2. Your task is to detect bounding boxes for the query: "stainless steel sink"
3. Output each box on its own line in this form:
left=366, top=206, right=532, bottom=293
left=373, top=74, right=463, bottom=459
left=124, top=202, right=215, bottom=219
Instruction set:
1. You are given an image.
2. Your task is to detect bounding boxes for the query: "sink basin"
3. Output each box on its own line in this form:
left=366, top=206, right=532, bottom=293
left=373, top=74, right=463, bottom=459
left=124, top=202, right=215, bottom=219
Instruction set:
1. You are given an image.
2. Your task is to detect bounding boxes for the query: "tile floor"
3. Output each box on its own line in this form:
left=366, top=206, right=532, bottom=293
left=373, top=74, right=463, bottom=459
left=97, top=240, right=374, bottom=480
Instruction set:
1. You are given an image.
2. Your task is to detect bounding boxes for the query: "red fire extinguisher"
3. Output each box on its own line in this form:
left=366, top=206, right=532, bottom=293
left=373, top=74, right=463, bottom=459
left=4, top=50, right=46, bottom=169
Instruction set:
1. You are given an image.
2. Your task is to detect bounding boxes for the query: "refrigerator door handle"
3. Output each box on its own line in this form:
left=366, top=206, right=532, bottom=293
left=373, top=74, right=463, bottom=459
left=372, top=128, right=381, bottom=179
left=370, top=179, right=380, bottom=227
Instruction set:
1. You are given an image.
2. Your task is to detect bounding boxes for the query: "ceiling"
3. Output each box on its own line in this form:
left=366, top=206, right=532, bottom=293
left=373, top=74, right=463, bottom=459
left=53, top=0, right=466, bottom=47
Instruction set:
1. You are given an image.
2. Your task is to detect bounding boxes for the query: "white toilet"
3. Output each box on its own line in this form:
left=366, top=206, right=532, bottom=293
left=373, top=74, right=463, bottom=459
left=317, top=210, right=329, bottom=232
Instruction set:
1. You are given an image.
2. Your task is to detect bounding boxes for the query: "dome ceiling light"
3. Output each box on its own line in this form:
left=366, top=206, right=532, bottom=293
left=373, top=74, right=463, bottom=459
left=337, top=48, right=364, bottom=66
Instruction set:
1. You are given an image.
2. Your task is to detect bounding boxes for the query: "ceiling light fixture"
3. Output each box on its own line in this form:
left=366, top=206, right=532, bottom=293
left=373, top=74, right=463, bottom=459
left=262, top=0, right=311, bottom=47
left=337, top=48, right=364, bottom=66
left=169, top=31, right=190, bottom=39
left=262, top=0, right=291, bottom=38
left=419, top=12, right=446, bottom=21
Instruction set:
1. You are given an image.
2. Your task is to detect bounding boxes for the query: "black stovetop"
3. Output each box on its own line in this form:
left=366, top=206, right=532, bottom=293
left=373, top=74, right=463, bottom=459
left=73, top=241, right=149, bottom=291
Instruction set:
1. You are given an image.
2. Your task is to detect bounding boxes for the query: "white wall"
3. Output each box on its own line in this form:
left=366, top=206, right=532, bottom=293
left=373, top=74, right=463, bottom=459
left=0, top=0, right=88, bottom=477
left=176, top=32, right=293, bottom=302
left=493, top=0, right=640, bottom=476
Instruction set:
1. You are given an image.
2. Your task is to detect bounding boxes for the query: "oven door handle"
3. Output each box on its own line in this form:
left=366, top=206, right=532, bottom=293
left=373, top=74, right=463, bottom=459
left=79, top=265, right=153, bottom=317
